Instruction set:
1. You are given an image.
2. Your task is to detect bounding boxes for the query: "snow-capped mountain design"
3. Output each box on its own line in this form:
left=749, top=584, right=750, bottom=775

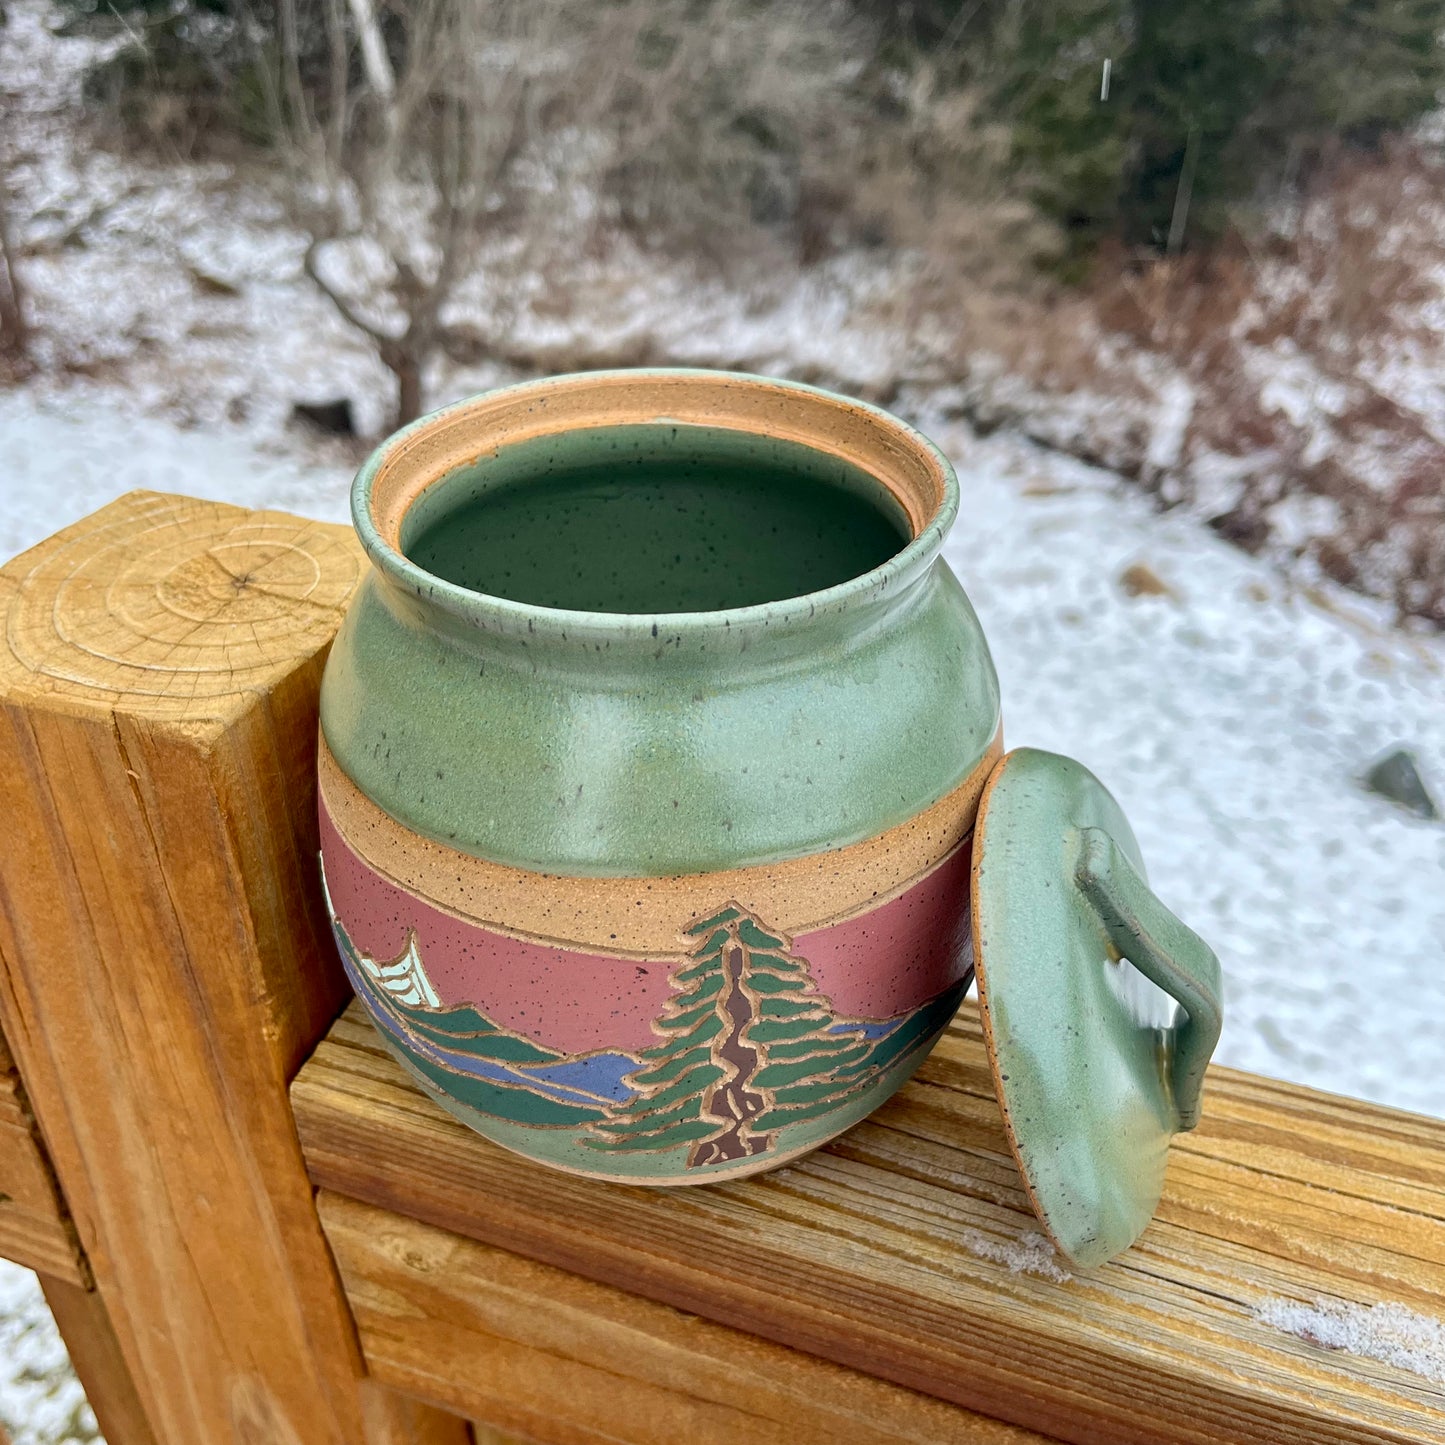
left=321, top=858, right=440, bottom=1006
left=356, top=931, right=439, bottom=1008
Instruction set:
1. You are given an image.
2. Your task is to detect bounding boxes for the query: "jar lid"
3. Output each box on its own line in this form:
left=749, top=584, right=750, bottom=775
left=971, top=749, right=1223, bottom=1267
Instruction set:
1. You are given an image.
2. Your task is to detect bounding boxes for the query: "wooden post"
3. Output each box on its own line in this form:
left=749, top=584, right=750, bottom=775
left=39, top=1276, right=159, bottom=1445
left=0, top=492, right=467, bottom=1445
left=3, top=1013, right=158, bottom=1443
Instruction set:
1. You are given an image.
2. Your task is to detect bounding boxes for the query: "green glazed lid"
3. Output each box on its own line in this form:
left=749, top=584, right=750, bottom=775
left=971, top=748, right=1223, bottom=1268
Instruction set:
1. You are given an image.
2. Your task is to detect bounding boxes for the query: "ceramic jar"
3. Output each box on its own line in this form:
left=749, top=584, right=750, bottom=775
left=318, top=369, right=1221, bottom=1263
left=319, top=370, right=999, bottom=1178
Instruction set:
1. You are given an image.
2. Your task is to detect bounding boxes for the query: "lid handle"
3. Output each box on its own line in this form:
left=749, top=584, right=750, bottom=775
left=1074, top=827, right=1223, bottom=1130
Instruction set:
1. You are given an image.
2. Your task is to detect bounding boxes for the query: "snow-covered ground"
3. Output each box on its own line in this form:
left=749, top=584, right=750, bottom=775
left=936, top=415, right=1445, bottom=1112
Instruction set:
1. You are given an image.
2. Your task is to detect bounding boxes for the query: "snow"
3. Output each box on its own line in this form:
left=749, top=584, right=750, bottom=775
left=1144, top=372, right=1195, bottom=477
left=0, top=1261, right=97, bottom=1444
left=1256, top=1296, right=1445, bottom=1387
left=0, top=386, right=352, bottom=561
left=1253, top=339, right=1352, bottom=429
left=958, top=1228, right=1072, bottom=1284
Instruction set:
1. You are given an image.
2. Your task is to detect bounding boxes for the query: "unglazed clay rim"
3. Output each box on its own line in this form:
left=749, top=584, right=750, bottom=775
left=352, top=368, right=959, bottom=641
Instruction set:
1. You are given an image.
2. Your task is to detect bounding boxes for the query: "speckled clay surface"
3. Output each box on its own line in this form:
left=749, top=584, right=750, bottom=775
left=319, top=370, right=1003, bottom=1182
left=971, top=748, right=1224, bottom=1267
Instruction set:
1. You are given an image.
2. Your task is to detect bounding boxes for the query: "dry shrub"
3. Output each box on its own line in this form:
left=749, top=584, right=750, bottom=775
left=243, top=0, right=1050, bottom=426
left=601, top=1, right=865, bottom=271
left=0, top=148, right=30, bottom=375
left=1253, top=140, right=1445, bottom=366
left=977, top=140, right=1445, bottom=628
left=814, top=69, right=1054, bottom=280
left=1091, top=140, right=1445, bottom=368
left=600, top=7, right=1053, bottom=303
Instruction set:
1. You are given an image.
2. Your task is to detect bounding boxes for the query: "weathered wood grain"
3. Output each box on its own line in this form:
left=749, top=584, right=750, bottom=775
left=40, top=1276, right=159, bottom=1445
left=296, top=1001, right=1445, bottom=1445
left=0, top=1027, right=84, bottom=1283
left=2, top=1016, right=155, bottom=1440
left=320, top=1191, right=1056, bottom=1445
left=359, top=1384, right=476, bottom=1445
left=0, top=493, right=458, bottom=1445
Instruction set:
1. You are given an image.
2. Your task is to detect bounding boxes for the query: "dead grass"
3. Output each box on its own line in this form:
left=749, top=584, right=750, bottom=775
left=953, top=140, right=1445, bottom=629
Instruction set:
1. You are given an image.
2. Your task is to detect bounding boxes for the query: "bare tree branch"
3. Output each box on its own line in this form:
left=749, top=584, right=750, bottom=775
left=230, top=0, right=300, bottom=175
left=303, top=237, right=398, bottom=345
left=266, top=0, right=901, bottom=429
left=321, top=0, right=350, bottom=171
left=276, top=0, right=313, bottom=148
left=345, top=0, right=396, bottom=103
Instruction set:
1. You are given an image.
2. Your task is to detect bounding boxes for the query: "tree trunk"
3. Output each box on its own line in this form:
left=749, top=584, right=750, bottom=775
left=344, top=0, right=396, bottom=103
left=0, top=177, right=29, bottom=364
left=392, top=351, right=423, bottom=429
left=688, top=941, right=770, bottom=1167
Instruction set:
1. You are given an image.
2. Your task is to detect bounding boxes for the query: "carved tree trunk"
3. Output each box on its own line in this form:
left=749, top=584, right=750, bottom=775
left=688, top=941, right=770, bottom=1167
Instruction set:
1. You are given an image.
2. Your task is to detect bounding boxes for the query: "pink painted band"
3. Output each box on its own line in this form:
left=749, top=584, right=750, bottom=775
left=320, top=798, right=972, bottom=1055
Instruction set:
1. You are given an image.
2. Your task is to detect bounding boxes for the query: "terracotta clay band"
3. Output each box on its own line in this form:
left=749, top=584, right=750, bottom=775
left=318, top=731, right=1003, bottom=956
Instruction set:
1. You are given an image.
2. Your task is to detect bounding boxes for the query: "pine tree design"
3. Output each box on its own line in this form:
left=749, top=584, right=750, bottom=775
left=587, top=903, right=880, bottom=1167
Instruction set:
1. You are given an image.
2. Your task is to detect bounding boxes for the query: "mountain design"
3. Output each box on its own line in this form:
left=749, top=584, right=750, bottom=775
left=360, top=932, right=439, bottom=1007
left=323, top=867, right=630, bottom=1127
left=321, top=866, right=439, bottom=1006
left=322, top=861, right=964, bottom=1160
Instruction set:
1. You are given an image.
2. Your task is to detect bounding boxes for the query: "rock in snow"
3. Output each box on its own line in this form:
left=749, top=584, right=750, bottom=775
left=291, top=398, right=358, bottom=437
left=1118, top=561, right=1179, bottom=600
left=1363, top=747, right=1440, bottom=821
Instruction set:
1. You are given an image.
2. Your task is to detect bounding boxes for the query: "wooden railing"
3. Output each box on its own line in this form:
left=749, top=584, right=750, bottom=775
left=1, top=490, right=1442, bottom=1445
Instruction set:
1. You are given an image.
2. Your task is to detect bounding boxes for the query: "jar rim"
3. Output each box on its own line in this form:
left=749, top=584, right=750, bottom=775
left=353, top=368, right=959, bottom=642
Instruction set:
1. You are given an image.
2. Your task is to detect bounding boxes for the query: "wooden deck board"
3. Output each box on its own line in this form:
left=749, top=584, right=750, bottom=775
left=320, top=1191, right=1057, bottom=1444
left=295, top=1000, right=1445, bottom=1445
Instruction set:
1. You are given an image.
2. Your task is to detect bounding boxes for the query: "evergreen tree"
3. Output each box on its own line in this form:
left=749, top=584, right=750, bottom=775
left=996, top=0, right=1131, bottom=253
left=588, top=905, right=878, bottom=1167
left=886, top=0, right=1445, bottom=254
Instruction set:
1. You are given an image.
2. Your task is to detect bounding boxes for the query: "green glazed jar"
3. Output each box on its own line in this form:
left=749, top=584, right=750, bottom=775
left=319, top=369, right=1221, bottom=1266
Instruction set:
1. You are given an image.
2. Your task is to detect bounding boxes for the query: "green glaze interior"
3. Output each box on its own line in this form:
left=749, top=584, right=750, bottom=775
left=322, top=370, right=1002, bottom=875
left=402, top=425, right=913, bottom=614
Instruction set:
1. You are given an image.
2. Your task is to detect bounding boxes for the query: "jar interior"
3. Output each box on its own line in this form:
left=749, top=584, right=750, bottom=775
left=400, top=423, right=914, bottom=614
